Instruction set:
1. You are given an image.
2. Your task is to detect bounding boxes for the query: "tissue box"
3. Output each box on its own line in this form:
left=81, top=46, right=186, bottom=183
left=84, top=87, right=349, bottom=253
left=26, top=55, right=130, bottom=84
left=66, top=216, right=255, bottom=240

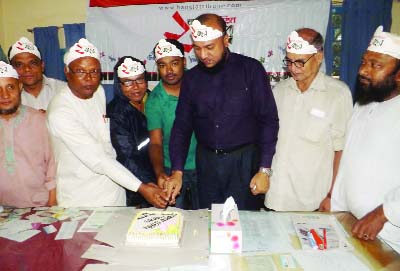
left=210, top=203, right=242, bottom=253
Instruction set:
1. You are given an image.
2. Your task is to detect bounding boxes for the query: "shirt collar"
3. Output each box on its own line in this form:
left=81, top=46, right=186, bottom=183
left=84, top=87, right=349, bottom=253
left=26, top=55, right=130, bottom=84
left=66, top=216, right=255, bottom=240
left=289, top=72, right=326, bottom=93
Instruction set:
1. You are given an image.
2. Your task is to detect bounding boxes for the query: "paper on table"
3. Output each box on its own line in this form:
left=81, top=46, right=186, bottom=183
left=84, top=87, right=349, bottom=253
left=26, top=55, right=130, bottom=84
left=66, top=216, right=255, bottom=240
left=292, top=214, right=351, bottom=250
left=0, top=229, right=41, bottom=242
left=240, top=211, right=293, bottom=252
left=243, top=254, right=278, bottom=271
left=292, top=250, right=372, bottom=271
left=78, top=210, right=114, bottom=232
left=55, top=221, right=78, bottom=240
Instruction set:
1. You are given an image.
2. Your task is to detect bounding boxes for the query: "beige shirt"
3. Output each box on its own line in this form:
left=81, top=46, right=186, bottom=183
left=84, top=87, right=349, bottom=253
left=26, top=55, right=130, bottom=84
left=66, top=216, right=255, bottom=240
left=265, top=72, right=353, bottom=211
left=21, top=75, right=66, bottom=110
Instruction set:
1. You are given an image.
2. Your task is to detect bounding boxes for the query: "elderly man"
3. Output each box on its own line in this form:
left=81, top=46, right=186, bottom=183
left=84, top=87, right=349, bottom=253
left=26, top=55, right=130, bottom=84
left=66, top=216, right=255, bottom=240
left=146, top=39, right=199, bottom=209
left=107, top=56, right=156, bottom=207
left=8, top=37, right=66, bottom=111
left=330, top=26, right=400, bottom=253
left=264, top=28, right=353, bottom=211
left=47, top=39, right=168, bottom=208
left=169, top=14, right=279, bottom=210
left=0, top=61, right=56, bottom=207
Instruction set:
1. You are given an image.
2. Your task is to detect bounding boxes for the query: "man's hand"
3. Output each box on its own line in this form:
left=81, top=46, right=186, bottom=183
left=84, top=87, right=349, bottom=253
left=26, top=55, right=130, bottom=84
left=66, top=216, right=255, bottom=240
left=352, top=205, right=388, bottom=241
left=318, top=196, right=331, bottom=212
left=47, top=188, right=57, bottom=206
left=249, top=172, right=270, bottom=195
left=156, top=172, right=170, bottom=189
left=138, top=183, right=169, bottom=209
left=164, top=170, right=183, bottom=205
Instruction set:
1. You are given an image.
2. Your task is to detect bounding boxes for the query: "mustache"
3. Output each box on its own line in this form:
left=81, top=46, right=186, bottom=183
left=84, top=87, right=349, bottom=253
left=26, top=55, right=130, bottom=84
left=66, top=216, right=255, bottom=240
left=358, top=75, right=371, bottom=83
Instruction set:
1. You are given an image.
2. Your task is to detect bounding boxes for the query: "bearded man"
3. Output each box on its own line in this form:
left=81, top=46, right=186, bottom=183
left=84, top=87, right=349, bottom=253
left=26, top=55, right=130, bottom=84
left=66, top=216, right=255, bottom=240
left=330, top=26, right=400, bottom=254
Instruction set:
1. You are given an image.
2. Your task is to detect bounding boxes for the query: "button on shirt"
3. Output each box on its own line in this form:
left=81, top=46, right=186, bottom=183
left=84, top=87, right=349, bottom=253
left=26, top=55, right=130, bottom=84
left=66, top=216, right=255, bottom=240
left=266, top=72, right=353, bottom=211
left=21, top=75, right=66, bottom=110
left=170, top=52, right=279, bottom=171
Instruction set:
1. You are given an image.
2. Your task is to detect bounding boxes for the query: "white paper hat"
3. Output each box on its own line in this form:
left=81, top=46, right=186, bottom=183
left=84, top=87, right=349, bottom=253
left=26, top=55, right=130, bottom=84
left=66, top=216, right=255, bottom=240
left=190, top=20, right=223, bottom=42
left=9, top=37, right=41, bottom=60
left=117, top=58, right=145, bottom=78
left=64, top=38, right=100, bottom=66
left=0, top=61, right=19, bottom=79
left=367, top=26, right=400, bottom=59
left=286, top=31, right=318, bottom=54
left=154, top=39, right=184, bottom=61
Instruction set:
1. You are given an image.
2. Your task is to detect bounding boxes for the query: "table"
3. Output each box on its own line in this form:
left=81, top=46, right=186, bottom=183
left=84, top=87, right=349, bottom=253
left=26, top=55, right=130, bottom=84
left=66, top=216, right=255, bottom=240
left=0, top=209, right=399, bottom=271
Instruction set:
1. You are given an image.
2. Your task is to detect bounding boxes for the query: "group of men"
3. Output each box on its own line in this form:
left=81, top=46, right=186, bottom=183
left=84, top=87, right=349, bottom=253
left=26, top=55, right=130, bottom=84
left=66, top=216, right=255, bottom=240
left=0, top=13, right=399, bottom=252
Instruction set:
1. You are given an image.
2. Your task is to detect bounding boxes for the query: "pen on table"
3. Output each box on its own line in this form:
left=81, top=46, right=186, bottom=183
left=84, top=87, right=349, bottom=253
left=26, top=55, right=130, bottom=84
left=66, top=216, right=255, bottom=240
left=323, top=228, right=327, bottom=249
left=306, top=230, right=318, bottom=250
left=310, top=228, right=324, bottom=250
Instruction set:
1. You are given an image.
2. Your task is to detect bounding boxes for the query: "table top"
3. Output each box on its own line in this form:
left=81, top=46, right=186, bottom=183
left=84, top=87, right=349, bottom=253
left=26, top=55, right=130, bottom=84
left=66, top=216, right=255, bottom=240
left=0, top=209, right=399, bottom=271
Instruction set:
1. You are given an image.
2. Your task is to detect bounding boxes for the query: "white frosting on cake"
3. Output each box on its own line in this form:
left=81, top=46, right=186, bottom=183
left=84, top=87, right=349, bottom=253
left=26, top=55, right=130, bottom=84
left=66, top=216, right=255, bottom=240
left=126, top=211, right=184, bottom=247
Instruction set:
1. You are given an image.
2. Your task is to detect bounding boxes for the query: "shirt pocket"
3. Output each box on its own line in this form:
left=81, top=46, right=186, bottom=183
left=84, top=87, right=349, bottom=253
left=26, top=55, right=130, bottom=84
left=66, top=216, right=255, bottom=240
left=223, top=86, right=251, bottom=116
left=300, top=110, right=329, bottom=143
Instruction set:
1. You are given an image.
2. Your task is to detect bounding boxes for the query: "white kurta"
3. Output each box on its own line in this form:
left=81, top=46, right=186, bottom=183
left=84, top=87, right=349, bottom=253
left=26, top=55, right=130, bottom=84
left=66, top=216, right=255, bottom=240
left=21, top=75, right=66, bottom=110
left=47, top=85, right=141, bottom=207
left=331, top=96, right=400, bottom=253
left=265, top=72, right=353, bottom=211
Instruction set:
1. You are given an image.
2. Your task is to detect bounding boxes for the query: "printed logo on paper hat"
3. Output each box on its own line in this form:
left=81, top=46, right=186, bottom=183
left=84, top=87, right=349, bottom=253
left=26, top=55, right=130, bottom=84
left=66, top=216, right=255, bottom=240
left=0, top=61, right=19, bottom=79
left=367, top=26, right=400, bottom=60
left=9, top=37, right=41, bottom=60
left=117, top=58, right=145, bottom=78
left=286, top=31, right=318, bottom=55
left=190, top=20, right=223, bottom=42
left=64, top=38, right=100, bottom=66
left=155, top=39, right=183, bottom=61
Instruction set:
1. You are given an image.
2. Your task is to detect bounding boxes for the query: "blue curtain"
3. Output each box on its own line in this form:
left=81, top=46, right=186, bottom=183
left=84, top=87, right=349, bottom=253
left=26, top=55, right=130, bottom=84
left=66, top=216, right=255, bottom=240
left=33, top=26, right=64, bottom=80
left=340, top=0, right=393, bottom=94
left=324, top=2, right=334, bottom=75
left=63, top=23, right=86, bottom=49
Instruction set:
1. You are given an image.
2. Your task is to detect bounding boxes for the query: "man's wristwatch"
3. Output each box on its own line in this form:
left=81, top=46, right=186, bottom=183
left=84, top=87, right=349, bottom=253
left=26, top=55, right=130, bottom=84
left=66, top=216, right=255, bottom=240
left=259, top=167, right=273, bottom=177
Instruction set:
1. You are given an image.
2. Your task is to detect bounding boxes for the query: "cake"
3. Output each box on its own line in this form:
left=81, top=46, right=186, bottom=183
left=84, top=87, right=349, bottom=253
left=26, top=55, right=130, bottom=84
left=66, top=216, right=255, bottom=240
left=125, top=210, right=184, bottom=247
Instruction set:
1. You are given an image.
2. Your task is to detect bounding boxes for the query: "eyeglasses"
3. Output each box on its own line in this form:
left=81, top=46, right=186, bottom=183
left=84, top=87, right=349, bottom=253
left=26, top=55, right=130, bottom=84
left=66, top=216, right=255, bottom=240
left=120, top=78, right=146, bottom=87
left=69, top=69, right=101, bottom=78
left=283, top=54, right=316, bottom=68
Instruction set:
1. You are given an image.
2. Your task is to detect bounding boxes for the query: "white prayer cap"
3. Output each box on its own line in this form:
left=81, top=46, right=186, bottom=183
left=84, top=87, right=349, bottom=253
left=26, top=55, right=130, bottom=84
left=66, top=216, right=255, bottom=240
left=154, top=39, right=184, bottom=61
left=117, top=58, right=145, bottom=78
left=190, top=20, right=223, bottom=42
left=367, top=26, right=400, bottom=59
left=286, top=31, right=318, bottom=54
left=64, top=38, right=100, bottom=66
left=9, top=37, right=41, bottom=60
left=0, top=61, right=19, bottom=79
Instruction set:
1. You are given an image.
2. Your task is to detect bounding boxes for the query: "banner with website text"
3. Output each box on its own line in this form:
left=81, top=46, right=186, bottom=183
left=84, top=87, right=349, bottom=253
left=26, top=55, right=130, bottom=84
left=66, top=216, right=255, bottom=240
left=86, top=0, right=330, bottom=84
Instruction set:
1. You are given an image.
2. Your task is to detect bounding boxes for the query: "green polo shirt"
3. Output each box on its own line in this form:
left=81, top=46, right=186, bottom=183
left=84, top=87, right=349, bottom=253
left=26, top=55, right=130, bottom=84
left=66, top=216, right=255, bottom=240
left=145, top=81, right=197, bottom=170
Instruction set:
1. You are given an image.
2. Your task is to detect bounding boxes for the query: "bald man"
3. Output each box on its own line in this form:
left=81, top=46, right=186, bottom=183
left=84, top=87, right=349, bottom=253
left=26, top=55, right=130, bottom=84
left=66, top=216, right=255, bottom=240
left=264, top=28, right=353, bottom=211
